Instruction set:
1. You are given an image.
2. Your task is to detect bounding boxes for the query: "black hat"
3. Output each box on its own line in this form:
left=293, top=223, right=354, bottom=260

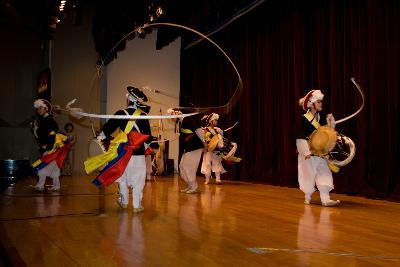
left=127, top=86, right=148, bottom=103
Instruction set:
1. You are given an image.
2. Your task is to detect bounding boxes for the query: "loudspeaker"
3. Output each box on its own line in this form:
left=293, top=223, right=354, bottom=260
left=0, top=159, right=31, bottom=192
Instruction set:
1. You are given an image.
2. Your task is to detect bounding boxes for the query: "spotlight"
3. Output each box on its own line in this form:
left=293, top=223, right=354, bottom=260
left=156, top=7, right=163, bottom=17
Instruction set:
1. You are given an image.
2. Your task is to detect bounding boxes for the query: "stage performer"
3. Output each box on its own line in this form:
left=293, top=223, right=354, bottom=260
left=296, top=90, right=340, bottom=207
left=201, top=113, right=226, bottom=185
left=85, top=86, right=151, bottom=213
left=167, top=108, right=206, bottom=193
left=31, top=99, right=73, bottom=191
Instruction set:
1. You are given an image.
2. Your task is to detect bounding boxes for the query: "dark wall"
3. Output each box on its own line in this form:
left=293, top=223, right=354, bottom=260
left=0, top=29, right=45, bottom=161
left=0, top=1, right=98, bottom=174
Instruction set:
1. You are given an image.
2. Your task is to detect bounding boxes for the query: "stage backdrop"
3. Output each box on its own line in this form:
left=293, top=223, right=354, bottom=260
left=180, top=0, right=400, bottom=200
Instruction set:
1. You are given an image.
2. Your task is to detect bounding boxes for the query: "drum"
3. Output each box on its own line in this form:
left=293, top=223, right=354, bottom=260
left=216, top=138, right=241, bottom=162
left=220, top=141, right=237, bottom=160
left=208, top=134, right=241, bottom=162
left=308, top=126, right=337, bottom=156
left=88, top=138, right=106, bottom=157
left=328, top=134, right=356, bottom=167
left=308, top=126, right=356, bottom=167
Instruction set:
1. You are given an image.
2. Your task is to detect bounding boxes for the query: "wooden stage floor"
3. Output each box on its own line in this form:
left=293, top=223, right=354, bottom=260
left=1, top=175, right=400, bottom=267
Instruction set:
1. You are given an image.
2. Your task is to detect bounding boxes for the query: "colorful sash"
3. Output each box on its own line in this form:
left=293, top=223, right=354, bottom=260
left=87, top=108, right=150, bottom=187
left=32, top=132, right=73, bottom=172
left=92, top=131, right=149, bottom=186
left=84, top=131, right=128, bottom=174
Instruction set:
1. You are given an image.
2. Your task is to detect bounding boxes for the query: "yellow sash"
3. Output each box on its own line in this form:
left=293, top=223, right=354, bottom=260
left=123, top=108, right=143, bottom=133
left=32, top=132, right=68, bottom=168
left=304, top=111, right=320, bottom=129
left=207, top=127, right=217, bottom=135
left=84, top=132, right=128, bottom=174
left=328, top=162, right=340, bottom=173
left=181, top=128, right=193, bottom=134
left=205, top=127, right=217, bottom=143
left=48, top=131, right=68, bottom=152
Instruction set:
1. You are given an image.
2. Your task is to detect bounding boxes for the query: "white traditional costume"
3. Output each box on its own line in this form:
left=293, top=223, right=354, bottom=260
left=168, top=108, right=205, bottom=193
left=201, top=113, right=226, bottom=184
left=296, top=90, right=340, bottom=207
left=93, top=86, right=151, bottom=213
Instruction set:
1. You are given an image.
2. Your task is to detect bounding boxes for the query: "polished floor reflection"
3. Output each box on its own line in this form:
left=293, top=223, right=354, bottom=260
left=1, top=175, right=400, bottom=266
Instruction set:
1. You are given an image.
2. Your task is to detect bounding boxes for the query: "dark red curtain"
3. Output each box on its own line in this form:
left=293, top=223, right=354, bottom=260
left=180, top=0, right=400, bottom=200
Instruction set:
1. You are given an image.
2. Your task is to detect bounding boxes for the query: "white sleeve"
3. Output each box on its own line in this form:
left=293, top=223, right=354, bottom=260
left=195, top=128, right=205, bottom=142
left=215, top=127, right=224, bottom=147
left=215, top=127, right=223, bottom=136
left=296, top=139, right=311, bottom=156
left=33, top=125, right=39, bottom=138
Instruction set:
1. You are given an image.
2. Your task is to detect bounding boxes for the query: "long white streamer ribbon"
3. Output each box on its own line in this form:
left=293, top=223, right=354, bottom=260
left=64, top=22, right=243, bottom=121
left=224, top=121, right=238, bottom=132
left=336, top=77, right=365, bottom=125
left=65, top=99, right=197, bottom=120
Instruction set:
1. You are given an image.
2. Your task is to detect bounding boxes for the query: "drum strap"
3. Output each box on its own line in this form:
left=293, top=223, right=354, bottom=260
left=123, top=108, right=142, bottom=133
left=304, top=111, right=321, bottom=129
left=206, top=127, right=217, bottom=136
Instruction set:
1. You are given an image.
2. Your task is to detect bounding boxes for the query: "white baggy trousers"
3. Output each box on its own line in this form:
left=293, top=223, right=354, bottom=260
left=296, top=139, right=334, bottom=203
left=36, top=160, right=60, bottom=189
left=179, top=148, right=203, bottom=191
left=116, top=155, right=146, bottom=209
left=201, top=152, right=226, bottom=178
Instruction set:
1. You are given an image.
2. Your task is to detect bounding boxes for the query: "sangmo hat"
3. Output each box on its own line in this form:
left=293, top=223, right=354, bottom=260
left=34, top=99, right=52, bottom=113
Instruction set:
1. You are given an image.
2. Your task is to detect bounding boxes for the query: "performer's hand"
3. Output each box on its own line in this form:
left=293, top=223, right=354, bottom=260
left=327, top=113, right=336, bottom=128
left=96, top=134, right=105, bottom=142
